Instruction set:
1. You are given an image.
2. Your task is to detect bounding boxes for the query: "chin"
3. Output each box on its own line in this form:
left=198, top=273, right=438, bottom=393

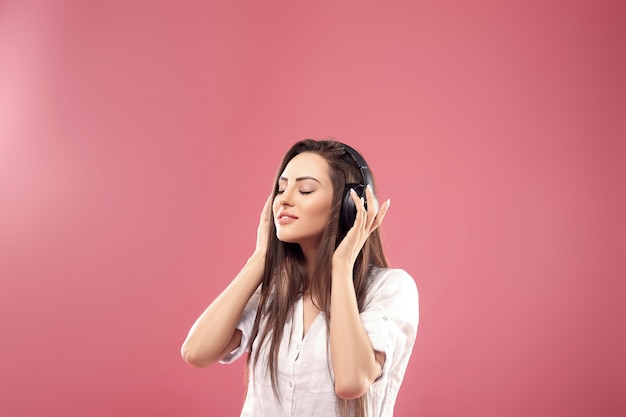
left=276, top=232, right=296, bottom=243
left=276, top=232, right=298, bottom=244
left=276, top=232, right=315, bottom=246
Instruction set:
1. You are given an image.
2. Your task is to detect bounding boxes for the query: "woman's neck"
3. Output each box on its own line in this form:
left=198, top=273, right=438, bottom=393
left=299, top=242, right=318, bottom=267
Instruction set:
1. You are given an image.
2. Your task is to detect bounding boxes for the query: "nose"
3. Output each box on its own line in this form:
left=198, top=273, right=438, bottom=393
left=277, top=186, right=295, bottom=206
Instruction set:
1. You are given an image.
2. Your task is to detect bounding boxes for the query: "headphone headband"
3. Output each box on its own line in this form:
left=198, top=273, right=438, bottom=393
left=342, top=143, right=373, bottom=188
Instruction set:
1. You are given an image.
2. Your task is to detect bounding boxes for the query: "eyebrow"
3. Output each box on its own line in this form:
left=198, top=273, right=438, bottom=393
left=278, top=176, right=322, bottom=184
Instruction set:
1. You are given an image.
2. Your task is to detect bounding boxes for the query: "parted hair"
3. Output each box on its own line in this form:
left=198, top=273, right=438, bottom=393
left=246, top=139, right=388, bottom=417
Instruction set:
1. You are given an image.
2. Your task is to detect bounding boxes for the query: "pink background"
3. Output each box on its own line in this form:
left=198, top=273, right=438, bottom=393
left=1, top=1, right=624, bottom=416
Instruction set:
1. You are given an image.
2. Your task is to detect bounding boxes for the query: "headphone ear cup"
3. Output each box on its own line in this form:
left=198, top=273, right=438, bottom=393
left=341, top=184, right=365, bottom=229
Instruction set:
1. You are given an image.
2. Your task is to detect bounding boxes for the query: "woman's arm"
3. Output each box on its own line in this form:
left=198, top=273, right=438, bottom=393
left=330, top=263, right=386, bottom=399
left=180, top=252, right=264, bottom=368
left=180, top=196, right=272, bottom=368
left=329, top=186, right=390, bottom=399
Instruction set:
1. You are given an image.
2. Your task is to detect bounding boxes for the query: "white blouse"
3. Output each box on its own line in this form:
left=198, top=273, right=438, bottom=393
left=221, top=268, right=419, bottom=417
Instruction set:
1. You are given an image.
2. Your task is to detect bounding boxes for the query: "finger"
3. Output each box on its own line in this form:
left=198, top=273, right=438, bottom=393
left=256, top=195, right=275, bottom=252
left=349, top=188, right=367, bottom=231
left=261, top=195, right=273, bottom=220
left=360, top=196, right=368, bottom=229
left=371, top=199, right=390, bottom=231
left=366, top=184, right=379, bottom=213
left=364, top=184, right=379, bottom=229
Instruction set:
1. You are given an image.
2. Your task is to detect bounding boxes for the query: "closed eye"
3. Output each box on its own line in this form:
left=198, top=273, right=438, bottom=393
left=276, top=190, right=313, bottom=195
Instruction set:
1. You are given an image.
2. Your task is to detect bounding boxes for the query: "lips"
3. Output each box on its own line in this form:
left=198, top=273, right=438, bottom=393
left=276, top=211, right=298, bottom=225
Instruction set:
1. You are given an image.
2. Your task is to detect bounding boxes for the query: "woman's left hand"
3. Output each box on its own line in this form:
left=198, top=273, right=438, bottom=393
left=332, top=185, right=391, bottom=268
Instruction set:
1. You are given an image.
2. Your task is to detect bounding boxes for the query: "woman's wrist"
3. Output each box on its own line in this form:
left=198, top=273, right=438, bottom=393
left=248, top=250, right=266, bottom=266
left=332, top=259, right=353, bottom=277
left=236, top=251, right=265, bottom=286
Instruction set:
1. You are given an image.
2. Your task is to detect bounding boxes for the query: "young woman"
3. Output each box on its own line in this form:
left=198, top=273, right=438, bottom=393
left=181, top=139, right=419, bottom=417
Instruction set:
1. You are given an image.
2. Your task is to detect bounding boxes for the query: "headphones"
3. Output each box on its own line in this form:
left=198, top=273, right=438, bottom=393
left=340, top=144, right=377, bottom=229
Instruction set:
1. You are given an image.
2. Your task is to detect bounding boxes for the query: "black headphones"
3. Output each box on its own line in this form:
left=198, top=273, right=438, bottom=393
left=340, top=144, right=376, bottom=229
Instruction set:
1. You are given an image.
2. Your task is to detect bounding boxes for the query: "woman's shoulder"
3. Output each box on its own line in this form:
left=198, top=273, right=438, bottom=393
left=369, top=266, right=415, bottom=283
left=367, top=267, right=418, bottom=297
left=363, top=267, right=419, bottom=325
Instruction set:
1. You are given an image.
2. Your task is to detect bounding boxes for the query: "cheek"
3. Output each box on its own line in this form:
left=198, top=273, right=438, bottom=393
left=311, top=198, right=333, bottom=222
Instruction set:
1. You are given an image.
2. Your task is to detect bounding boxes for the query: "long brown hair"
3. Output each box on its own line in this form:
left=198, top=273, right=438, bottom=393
left=247, top=139, right=388, bottom=416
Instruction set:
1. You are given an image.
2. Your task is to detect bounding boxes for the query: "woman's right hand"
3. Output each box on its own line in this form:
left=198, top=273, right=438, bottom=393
left=254, top=194, right=274, bottom=256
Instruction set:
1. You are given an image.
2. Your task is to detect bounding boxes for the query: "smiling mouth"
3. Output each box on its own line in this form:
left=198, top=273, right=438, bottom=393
left=277, top=215, right=298, bottom=224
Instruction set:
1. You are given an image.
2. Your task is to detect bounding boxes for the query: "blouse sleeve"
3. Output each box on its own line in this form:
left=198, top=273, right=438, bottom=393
left=219, top=288, right=261, bottom=364
left=359, top=268, right=419, bottom=380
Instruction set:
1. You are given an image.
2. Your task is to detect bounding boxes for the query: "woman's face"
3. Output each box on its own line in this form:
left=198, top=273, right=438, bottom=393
left=273, top=152, right=334, bottom=251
